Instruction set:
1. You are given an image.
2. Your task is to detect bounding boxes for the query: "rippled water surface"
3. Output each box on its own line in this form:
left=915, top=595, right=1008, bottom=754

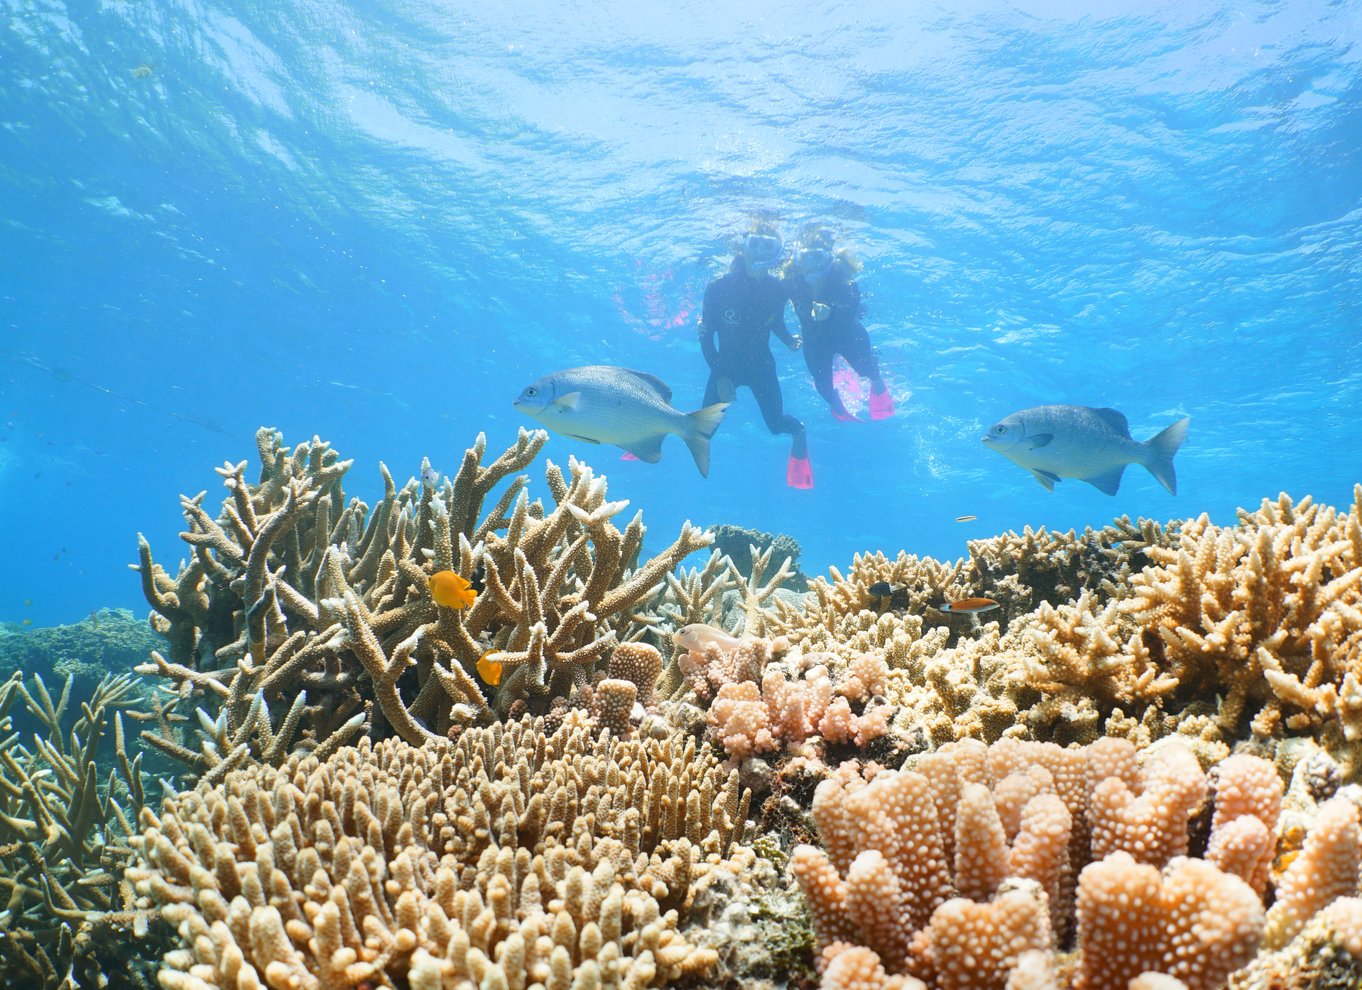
left=2, top=0, right=1359, bottom=624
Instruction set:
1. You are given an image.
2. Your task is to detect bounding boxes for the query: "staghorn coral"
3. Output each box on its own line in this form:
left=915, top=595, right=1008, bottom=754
left=129, top=717, right=751, bottom=989
left=0, top=671, right=163, bottom=990
left=965, top=518, right=1178, bottom=628
left=791, top=739, right=1293, bottom=990
left=135, top=428, right=712, bottom=774
left=1014, top=489, right=1362, bottom=772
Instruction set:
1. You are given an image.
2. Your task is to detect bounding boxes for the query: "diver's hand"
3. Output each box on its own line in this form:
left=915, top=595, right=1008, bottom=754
left=787, top=334, right=803, bottom=351
left=811, top=302, right=831, bottom=322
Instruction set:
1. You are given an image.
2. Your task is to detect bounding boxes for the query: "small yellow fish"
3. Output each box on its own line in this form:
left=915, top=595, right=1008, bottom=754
left=673, top=623, right=742, bottom=653
left=939, top=597, right=1000, bottom=614
left=955, top=514, right=977, bottom=523
left=23, top=598, right=32, bottom=607
left=21, top=618, right=32, bottom=626
left=476, top=651, right=504, bottom=686
left=428, top=570, right=477, bottom=609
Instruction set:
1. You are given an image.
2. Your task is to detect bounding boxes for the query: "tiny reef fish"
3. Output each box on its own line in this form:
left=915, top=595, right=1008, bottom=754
left=939, top=597, right=1001, bottom=614
left=428, top=570, right=477, bottom=609
left=476, top=651, right=504, bottom=686
left=673, top=623, right=742, bottom=653
left=868, top=581, right=906, bottom=597
left=514, top=365, right=729, bottom=477
left=955, top=514, right=977, bottom=522
left=981, top=404, right=1190, bottom=495
left=420, top=463, right=440, bottom=490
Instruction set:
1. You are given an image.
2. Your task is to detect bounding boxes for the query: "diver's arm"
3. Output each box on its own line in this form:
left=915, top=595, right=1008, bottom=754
left=699, top=283, right=721, bottom=367
left=771, top=301, right=802, bottom=351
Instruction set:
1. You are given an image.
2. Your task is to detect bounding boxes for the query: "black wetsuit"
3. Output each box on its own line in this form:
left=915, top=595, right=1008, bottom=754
left=787, top=263, right=884, bottom=412
left=699, top=259, right=806, bottom=456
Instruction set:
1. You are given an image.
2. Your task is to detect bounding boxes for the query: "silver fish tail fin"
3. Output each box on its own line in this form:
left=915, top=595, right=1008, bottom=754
left=1142, top=416, right=1191, bottom=495
left=683, top=402, right=729, bottom=478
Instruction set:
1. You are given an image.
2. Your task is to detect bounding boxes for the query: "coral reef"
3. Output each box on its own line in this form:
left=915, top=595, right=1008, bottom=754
left=0, top=608, right=167, bottom=701
left=792, top=735, right=1362, bottom=990
left=1018, top=489, right=1362, bottom=771
left=129, top=717, right=750, bottom=989
left=133, top=428, right=712, bottom=779
left=0, top=671, right=163, bottom=990
left=15, top=415, right=1353, bottom=990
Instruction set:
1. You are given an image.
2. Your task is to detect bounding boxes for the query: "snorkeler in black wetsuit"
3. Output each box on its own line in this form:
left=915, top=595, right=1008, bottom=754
left=787, top=229, right=893, bottom=422
left=698, top=227, right=813, bottom=489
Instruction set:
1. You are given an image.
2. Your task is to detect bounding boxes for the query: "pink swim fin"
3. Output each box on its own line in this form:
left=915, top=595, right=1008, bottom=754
left=786, top=453, right=814, bottom=489
left=869, top=388, right=895, bottom=420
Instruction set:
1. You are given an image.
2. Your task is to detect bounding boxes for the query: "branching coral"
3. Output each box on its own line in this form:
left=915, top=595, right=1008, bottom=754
left=129, top=718, right=751, bottom=989
left=1013, top=489, right=1362, bottom=771
left=135, top=428, right=713, bottom=773
left=0, top=672, right=161, bottom=990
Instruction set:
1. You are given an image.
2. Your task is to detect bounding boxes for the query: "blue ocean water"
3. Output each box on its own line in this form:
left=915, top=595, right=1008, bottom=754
left=2, top=0, right=1358, bottom=628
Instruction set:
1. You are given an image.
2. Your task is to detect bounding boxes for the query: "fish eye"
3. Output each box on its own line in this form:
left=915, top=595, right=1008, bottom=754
left=525, top=387, right=537, bottom=397
left=993, top=425, right=1005, bottom=434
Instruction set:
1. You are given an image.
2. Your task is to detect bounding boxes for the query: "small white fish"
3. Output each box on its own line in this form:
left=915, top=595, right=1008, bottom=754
left=420, top=459, right=440, bottom=490
left=982, top=404, right=1190, bottom=495
left=673, top=623, right=742, bottom=653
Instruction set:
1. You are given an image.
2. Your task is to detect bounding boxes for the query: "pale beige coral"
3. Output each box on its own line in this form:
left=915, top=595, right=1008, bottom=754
left=1008, top=490, right=1362, bottom=770
left=794, top=740, right=1309, bottom=990
left=1205, top=754, right=1282, bottom=896
left=608, top=642, right=663, bottom=709
left=923, top=882, right=1052, bottom=990
left=135, top=429, right=715, bottom=772
left=1074, top=853, right=1262, bottom=990
left=1263, top=796, right=1362, bottom=949
left=1320, top=896, right=1362, bottom=959
left=130, top=719, right=749, bottom=989
left=704, top=661, right=891, bottom=760
left=590, top=678, right=637, bottom=737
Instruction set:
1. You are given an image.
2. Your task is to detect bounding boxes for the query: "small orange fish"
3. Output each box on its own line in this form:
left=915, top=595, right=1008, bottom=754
left=940, top=597, right=1000, bottom=614
left=954, top=514, right=977, bottom=523
left=428, top=570, right=477, bottom=609
left=476, top=651, right=504, bottom=686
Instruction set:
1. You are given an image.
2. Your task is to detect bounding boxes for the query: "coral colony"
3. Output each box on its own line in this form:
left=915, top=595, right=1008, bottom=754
left=2, top=426, right=1361, bottom=990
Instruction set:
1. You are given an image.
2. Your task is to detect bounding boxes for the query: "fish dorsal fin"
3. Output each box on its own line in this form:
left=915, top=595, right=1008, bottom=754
left=1091, top=407, right=1131, bottom=436
left=619, top=369, right=672, bottom=402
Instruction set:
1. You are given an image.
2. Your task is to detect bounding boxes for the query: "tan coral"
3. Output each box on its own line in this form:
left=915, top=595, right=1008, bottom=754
left=1074, top=853, right=1262, bottom=990
left=795, top=740, right=1293, bottom=990
left=1263, top=796, right=1362, bottom=949
left=135, top=429, right=715, bottom=774
left=130, top=719, right=750, bottom=989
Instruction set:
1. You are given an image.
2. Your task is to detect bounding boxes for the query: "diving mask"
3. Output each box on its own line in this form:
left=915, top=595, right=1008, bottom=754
left=795, top=246, right=833, bottom=280
left=743, top=233, right=784, bottom=274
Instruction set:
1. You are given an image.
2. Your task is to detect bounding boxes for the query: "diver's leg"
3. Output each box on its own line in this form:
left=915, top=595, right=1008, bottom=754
left=805, top=335, right=856, bottom=421
left=842, top=326, right=893, bottom=419
left=751, top=365, right=812, bottom=488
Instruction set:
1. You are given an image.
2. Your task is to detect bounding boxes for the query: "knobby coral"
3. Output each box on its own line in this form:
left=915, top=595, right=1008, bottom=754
left=130, top=717, right=751, bottom=989
left=791, top=738, right=1304, bottom=990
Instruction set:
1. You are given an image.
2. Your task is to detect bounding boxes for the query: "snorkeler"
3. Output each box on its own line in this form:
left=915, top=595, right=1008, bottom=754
left=786, top=228, right=893, bottom=422
left=698, top=224, right=813, bottom=489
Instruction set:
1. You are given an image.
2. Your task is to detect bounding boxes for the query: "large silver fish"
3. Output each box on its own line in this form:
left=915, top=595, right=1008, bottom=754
left=982, top=404, right=1190, bottom=495
left=514, top=365, right=729, bottom=477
